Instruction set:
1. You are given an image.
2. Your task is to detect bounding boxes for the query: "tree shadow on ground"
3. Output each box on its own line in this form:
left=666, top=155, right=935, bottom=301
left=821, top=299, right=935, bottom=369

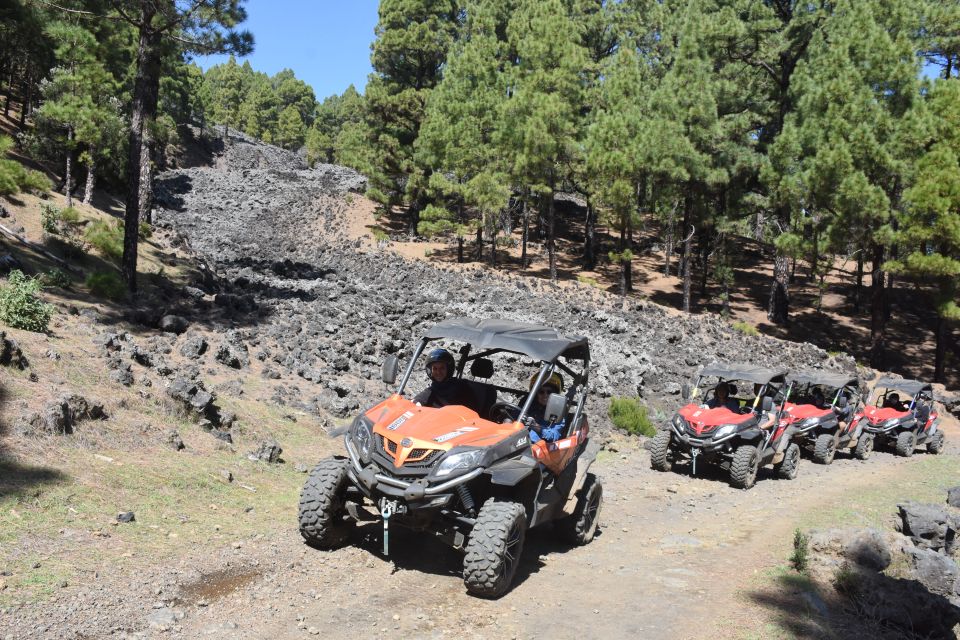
left=0, top=454, right=69, bottom=499
left=347, top=519, right=593, bottom=596
left=748, top=563, right=960, bottom=639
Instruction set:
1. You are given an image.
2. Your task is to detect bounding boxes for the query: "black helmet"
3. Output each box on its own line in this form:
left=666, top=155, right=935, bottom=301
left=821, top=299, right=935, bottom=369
left=425, top=348, right=455, bottom=379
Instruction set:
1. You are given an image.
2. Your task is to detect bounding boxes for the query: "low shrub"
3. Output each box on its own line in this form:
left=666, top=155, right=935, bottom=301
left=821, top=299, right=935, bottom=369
left=731, top=320, right=759, bottom=336
left=39, top=268, right=71, bottom=289
left=86, top=271, right=126, bottom=301
left=608, top=397, right=656, bottom=437
left=84, top=220, right=123, bottom=263
left=0, top=135, right=50, bottom=196
left=371, top=228, right=389, bottom=242
left=790, top=528, right=810, bottom=573
left=41, top=203, right=62, bottom=233
left=0, top=270, right=54, bottom=332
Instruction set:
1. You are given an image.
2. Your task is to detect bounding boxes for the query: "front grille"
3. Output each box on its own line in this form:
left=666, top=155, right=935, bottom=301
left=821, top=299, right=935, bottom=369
left=376, top=435, right=442, bottom=469
left=404, top=450, right=443, bottom=468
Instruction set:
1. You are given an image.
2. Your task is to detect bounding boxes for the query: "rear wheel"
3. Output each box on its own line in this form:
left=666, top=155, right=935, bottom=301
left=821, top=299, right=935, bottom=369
left=895, top=431, right=917, bottom=457
left=730, top=444, right=760, bottom=490
left=927, top=431, right=945, bottom=455
left=649, top=429, right=673, bottom=472
left=557, top=473, right=603, bottom=545
left=776, top=443, right=801, bottom=480
left=854, top=434, right=874, bottom=460
left=812, top=433, right=837, bottom=465
left=298, top=458, right=353, bottom=549
left=463, top=500, right=527, bottom=598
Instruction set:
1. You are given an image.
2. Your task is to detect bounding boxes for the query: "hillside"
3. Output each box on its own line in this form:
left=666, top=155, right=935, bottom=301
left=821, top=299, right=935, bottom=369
left=1, top=129, right=959, bottom=639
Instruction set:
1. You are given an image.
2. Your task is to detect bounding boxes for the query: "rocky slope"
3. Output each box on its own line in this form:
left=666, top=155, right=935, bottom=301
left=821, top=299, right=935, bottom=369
left=153, top=131, right=850, bottom=429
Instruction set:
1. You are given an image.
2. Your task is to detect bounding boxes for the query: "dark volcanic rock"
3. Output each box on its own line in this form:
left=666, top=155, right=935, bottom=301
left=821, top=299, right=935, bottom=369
left=19, top=394, right=106, bottom=435
left=159, top=315, right=189, bottom=334
left=949, top=487, right=960, bottom=510
left=0, top=331, right=28, bottom=369
left=179, top=334, right=208, bottom=359
left=249, top=441, right=282, bottom=463
left=898, top=502, right=959, bottom=555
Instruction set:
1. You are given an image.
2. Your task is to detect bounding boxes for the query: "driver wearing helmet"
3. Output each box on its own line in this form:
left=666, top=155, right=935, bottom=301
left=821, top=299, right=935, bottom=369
left=413, top=348, right=473, bottom=409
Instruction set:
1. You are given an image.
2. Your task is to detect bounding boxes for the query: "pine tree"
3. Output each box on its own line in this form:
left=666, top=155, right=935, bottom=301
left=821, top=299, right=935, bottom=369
left=276, top=103, right=305, bottom=150
left=35, top=22, right=112, bottom=209
left=500, top=0, right=587, bottom=280
left=207, top=56, right=245, bottom=139
left=889, top=78, right=960, bottom=381
left=364, top=0, right=462, bottom=233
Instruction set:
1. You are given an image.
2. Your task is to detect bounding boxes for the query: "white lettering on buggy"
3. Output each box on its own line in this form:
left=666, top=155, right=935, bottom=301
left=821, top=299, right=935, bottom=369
left=433, top=426, right=478, bottom=443
left=387, top=411, right=415, bottom=431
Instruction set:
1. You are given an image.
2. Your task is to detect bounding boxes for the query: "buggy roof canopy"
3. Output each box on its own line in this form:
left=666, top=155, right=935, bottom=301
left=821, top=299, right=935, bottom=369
left=874, top=378, right=933, bottom=396
left=425, top=317, right=589, bottom=362
left=787, top=371, right=859, bottom=389
left=699, top=363, right=788, bottom=385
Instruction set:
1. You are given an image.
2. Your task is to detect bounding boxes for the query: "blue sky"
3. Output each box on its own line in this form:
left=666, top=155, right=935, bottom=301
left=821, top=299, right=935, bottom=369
left=194, top=1, right=380, bottom=101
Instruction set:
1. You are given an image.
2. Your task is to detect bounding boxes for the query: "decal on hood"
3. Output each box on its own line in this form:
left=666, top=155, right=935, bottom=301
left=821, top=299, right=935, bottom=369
left=433, top=426, right=478, bottom=443
left=386, top=411, right=415, bottom=431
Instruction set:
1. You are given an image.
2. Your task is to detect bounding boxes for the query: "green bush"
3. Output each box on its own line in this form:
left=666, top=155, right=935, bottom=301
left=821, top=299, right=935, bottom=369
left=138, top=221, right=152, bottom=240
left=731, top=320, right=759, bottom=336
left=60, top=206, right=81, bottom=225
left=0, top=135, right=50, bottom=195
left=18, top=167, right=52, bottom=194
left=84, top=220, right=123, bottom=262
left=41, top=203, right=62, bottom=233
left=608, top=397, right=656, bottom=437
left=0, top=270, right=54, bottom=332
left=85, top=271, right=126, bottom=301
left=39, top=268, right=72, bottom=289
left=790, top=528, right=809, bottom=573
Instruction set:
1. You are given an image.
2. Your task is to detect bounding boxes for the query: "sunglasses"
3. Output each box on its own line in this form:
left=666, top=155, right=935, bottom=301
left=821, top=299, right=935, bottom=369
left=538, top=387, right=558, bottom=395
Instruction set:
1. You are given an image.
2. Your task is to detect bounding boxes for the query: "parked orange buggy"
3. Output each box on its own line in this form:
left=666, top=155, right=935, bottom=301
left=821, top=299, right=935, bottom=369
left=860, top=378, right=944, bottom=457
left=783, top=372, right=873, bottom=463
left=298, top=318, right=602, bottom=598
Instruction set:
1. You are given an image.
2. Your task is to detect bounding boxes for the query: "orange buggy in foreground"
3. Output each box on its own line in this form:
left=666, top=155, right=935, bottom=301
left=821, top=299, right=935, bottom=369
left=298, top=318, right=602, bottom=598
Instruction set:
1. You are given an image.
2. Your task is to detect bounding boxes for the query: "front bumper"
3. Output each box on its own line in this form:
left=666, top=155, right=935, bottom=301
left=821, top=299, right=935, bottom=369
left=669, top=423, right=739, bottom=454
left=345, top=438, right=481, bottom=507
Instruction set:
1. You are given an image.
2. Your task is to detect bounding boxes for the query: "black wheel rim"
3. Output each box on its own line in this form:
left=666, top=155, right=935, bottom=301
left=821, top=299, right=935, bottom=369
left=584, top=490, right=601, bottom=534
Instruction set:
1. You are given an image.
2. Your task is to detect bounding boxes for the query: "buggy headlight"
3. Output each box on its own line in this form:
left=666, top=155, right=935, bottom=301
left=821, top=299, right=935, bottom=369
left=802, top=417, right=820, bottom=427
left=883, top=418, right=899, bottom=428
left=672, top=414, right=686, bottom=428
left=435, top=449, right=484, bottom=478
left=714, top=424, right=737, bottom=439
left=350, top=416, right=373, bottom=461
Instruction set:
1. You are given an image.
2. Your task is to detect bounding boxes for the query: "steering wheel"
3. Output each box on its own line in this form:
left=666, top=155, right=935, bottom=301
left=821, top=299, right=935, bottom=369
left=488, top=401, right=522, bottom=423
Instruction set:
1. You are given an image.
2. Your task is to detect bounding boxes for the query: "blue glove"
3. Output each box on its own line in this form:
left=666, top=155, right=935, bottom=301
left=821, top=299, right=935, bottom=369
left=541, top=424, right=563, bottom=442
left=528, top=430, right=542, bottom=444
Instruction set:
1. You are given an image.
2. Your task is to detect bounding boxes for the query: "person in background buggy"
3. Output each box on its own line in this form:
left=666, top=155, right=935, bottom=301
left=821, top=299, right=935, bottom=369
left=707, top=382, right=740, bottom=412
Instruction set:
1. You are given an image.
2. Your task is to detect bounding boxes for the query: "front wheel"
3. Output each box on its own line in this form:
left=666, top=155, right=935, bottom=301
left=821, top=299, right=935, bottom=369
left=463, top=500, right=527, bottom=598
left=298, top=458, right=353, bottom=549
left=776, top=443, right=801, bottom=480
left=557, top=473, right=603, bottom=545
left=812, top=433, right=837, bottom=465
left=649, top=429, right=673, bottom=472
left=927, top=431, right=945, bottom=455
left=730, top=444, right=760, bottom=490
left=895, top=431, right=917, bottom=457
left=854, top=434, right=874, bottom=460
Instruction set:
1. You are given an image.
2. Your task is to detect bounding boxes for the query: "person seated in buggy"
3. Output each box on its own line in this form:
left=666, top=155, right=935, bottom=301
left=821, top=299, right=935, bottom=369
left=503, top=373, right=567, bottom=444
left=413, top=348, right=474, bottom=409
left=882, top=392, right=906, bottom=412
left=707, top=382, right=740, bottom=412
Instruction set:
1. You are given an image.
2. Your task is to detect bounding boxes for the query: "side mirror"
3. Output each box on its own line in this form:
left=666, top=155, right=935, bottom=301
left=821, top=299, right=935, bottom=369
left=545, top=393, right=569, bottom=423
left=761, top=396, right=774, bottom=412
left=681, top=383, right=691, bottom=401
left=381, top=355, right=399, bottom=385
left=836, top=396, right=849, bottom=409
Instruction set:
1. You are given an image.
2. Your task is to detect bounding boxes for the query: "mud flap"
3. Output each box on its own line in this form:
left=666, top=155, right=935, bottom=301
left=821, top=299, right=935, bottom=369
left=560, top=451, right=597, bottom=517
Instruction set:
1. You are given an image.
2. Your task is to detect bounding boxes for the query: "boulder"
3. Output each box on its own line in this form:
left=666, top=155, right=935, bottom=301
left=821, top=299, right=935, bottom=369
left=0, top=331, right=28, bottom=369
left=179, top=334, right=208, bottom=360
left=903, top=546, right=960, bottom=598
left=948, top=487, right=960, bottom=510
left=842, top=528, right=892, bottom=571
left=897, top=502, right=959, bottom=554
left=159, top=315, right=189, bottom=334
left=249, top=441, right=283, bottom=463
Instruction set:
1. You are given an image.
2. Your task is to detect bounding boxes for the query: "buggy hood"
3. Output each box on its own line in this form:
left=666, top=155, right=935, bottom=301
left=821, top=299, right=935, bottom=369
left=679, top=404, right=755, bottom=435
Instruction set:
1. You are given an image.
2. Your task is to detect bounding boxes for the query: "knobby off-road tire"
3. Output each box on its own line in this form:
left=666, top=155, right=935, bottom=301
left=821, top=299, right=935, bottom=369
left=854, top=434, right=874, bottom=460
left=649, top=429, right=673, bottom=472
left=927, top=431, right=945, bottom=455
left=298, top=458, right=353, bottom=549
left=812, top=433, right=837, bottom=465
left=463, top=500, right=527, bottom=598
left=730, top=444, right=760, bottom=490
left=557, top=473, right=603, bottom=546
left=895, top=431, right=917, bottom=457
left=776, top=443, right=801, bottom=480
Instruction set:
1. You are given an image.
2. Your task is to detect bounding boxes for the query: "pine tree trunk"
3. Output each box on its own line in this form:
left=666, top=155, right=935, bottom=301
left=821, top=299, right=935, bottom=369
left=490, top=226, right=497, bottom=268
left=547, top=186, right=556, bottom=282
left=475, top=224, right=482, bottom=261
left=521, top=195, right=529, bottom=269
left=869, top=243, right=886, bottom=368
left=682, top=226, right=694, bottom=313
left=139, top=135, right=153, bottom=223
left=934, top=315, right=946, bottom=383
left=854, top=251, right=864, bottom=312
left=584, top=197, right=595, bottom=270
left=122, top=18, right=162, bottom=295
left=664, top=204, right=674, bottom=277
left=625, top=206, right=633, bottom=293
left=19, top=72, right=30, bottom=129
left=680, top=194, right=691, bottom=282
left=457, top=236, right=463, bottom=263
left=64, top=126, right=73, bottom=208
left=768, top=253, right=790, bottom=324
left=699, top=233, right=710, bottom=298
left=83, top=152, right=96, bottom=205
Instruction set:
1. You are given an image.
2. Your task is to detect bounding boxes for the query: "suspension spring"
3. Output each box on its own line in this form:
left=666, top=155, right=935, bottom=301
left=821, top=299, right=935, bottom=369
left=456, top=484, right=475, bottom=515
